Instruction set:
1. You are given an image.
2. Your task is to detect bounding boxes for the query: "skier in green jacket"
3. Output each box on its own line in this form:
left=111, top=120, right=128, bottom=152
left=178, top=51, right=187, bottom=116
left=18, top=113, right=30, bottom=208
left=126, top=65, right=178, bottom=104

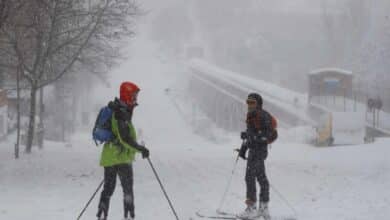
left=97, top=82, right=150, bottom=220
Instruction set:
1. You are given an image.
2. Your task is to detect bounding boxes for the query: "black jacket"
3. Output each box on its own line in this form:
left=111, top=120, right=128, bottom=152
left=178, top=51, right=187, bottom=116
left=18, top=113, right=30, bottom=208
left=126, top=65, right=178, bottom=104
left=108, top=98, right=145, bottom=152
left=242, top=109, right=274, bottom=160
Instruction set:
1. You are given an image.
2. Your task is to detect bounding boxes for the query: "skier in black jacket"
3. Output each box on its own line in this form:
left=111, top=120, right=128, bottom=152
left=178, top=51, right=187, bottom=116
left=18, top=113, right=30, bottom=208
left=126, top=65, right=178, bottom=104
left=237, top=93, right=274, bottom=220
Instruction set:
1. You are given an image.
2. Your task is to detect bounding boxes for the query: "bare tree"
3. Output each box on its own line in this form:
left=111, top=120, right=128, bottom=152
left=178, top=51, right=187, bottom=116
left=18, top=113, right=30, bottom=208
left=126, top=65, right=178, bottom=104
left=1, top=0, right=139, bottom=153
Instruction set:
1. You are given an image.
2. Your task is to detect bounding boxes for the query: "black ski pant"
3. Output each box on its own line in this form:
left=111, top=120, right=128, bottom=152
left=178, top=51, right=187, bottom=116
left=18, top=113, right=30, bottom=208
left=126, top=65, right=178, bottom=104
left=245, top=151, right=269, bottom=204
left=97, top=163, right=134, bottom=219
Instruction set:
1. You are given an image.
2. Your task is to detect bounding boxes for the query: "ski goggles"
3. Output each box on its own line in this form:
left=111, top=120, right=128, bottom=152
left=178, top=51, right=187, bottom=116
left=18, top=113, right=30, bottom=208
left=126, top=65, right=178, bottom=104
left=246, top=99, right=257, bottom=105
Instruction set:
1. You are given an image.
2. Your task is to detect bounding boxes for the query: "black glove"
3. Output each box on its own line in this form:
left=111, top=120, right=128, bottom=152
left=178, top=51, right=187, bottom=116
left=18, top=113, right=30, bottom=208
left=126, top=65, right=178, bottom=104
left=140, top=146, right=150, bottom=159
left=239, top=142, right=248, bottom=160
left=240, top=131, right=248, bottom=140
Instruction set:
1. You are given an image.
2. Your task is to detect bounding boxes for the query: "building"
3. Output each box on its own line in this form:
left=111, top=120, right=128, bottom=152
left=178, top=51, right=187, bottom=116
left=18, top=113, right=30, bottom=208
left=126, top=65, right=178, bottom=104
left=308, top=68, right=354, bottom=103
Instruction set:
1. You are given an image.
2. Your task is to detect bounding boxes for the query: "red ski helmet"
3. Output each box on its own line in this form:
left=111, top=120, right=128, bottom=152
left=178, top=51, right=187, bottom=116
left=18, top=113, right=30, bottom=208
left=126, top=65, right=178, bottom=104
left=120, top=81, right=140, bottom=107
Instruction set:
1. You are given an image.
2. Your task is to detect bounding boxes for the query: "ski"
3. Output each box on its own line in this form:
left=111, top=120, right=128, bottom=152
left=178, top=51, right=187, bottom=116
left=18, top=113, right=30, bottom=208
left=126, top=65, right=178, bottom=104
left=216, top=210, right=236, bottom=216
left=196, top=211, right=236, bottom=219
left=196, top=211, right=262, bottom=220
left=216, top=210, right=260, bottom=220
left=216, top=210, right=297, bottom=220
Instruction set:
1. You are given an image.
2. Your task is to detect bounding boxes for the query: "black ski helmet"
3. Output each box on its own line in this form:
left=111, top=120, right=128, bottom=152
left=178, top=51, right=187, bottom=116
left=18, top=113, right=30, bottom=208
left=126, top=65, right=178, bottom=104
left=247, top=93, right=263, bottom=108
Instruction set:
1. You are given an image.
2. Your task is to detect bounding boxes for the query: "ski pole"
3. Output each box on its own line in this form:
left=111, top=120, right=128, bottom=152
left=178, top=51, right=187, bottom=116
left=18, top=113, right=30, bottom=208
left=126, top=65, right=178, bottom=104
left=147, top=157, right=180, bottom=220
left=270, top=183, right=298, bottom=218
left=77, top=179, right=104, bottom=220
left=217, top=153, right=240, bottom=212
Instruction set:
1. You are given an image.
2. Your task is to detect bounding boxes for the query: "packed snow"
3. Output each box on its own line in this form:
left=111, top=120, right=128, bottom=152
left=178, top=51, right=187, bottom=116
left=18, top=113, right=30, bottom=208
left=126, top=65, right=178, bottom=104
left=1, top=38, right=390, bottom=220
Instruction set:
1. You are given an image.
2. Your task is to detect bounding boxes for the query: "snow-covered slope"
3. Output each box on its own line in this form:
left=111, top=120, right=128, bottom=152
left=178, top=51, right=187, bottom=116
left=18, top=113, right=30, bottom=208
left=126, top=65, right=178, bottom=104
left=1, top=38, right=389, bottom=220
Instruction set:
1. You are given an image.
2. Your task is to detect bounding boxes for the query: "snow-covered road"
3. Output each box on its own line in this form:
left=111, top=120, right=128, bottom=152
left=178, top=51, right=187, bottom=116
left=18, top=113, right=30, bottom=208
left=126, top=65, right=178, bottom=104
left=1, top=38, right=389, bottom=220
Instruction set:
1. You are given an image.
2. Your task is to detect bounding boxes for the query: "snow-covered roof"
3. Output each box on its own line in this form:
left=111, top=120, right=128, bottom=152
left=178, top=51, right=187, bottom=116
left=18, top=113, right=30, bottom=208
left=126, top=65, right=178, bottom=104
left=309, top=68, right=353, bottom=76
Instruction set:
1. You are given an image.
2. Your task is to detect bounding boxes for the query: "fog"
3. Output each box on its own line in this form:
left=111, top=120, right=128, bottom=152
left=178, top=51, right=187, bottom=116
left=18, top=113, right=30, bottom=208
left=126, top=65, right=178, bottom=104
left=143, top=0, right=389, bottom=105
left=1, top=1, right=390, bottom=220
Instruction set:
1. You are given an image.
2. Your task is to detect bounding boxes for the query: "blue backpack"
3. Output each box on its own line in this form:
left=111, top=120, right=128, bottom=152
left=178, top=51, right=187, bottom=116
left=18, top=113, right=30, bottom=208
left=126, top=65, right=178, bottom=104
left=92, top=106, right=114, bottom=145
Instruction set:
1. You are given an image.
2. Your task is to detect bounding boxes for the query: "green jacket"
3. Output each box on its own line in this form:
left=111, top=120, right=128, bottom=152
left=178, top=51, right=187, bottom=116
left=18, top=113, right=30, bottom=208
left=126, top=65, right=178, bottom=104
left=100, top=114, right=139, bottom=167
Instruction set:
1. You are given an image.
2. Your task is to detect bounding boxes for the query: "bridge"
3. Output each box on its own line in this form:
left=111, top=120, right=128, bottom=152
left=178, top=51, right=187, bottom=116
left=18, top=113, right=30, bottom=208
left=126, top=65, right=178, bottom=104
left=186, top=59, right=390, bottom=139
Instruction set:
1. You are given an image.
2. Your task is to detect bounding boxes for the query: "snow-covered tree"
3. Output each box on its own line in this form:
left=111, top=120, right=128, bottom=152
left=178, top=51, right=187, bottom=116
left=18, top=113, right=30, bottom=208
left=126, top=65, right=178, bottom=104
left=353, top=2, right=390, bottom=111
left=321, top=0, right=371, bottom=66
left=0, top=0, right=139, bottom=153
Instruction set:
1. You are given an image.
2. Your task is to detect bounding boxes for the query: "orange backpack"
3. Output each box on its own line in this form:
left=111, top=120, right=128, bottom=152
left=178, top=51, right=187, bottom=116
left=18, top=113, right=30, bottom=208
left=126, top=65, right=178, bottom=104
left=268, top=115, right=278, bottom=144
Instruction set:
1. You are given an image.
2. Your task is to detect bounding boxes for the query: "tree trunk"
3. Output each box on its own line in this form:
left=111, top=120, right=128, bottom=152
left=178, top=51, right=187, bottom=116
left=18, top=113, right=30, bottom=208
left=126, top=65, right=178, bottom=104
left=62, top=97, right=65, bottom=142
left=25, top=84, right=37, bottom=154
left=38, top=87, right=44, bottom=149
left=71, top=90, right=77, bottom=134
left=15, top=66, right=20, bottom=159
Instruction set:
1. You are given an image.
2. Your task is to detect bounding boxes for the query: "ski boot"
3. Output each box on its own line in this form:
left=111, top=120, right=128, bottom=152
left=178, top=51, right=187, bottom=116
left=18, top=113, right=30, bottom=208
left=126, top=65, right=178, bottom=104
left=123, top=194, right=135, bottom=220
left=258, top=202, right=271, bottom=220
left=97, top=198, right=110, bottom=220
left=97, top=206, right=108, bottom=220
left=97, top=208, right=108, bottom=220
left=237, top=200, right=259, bottom=219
